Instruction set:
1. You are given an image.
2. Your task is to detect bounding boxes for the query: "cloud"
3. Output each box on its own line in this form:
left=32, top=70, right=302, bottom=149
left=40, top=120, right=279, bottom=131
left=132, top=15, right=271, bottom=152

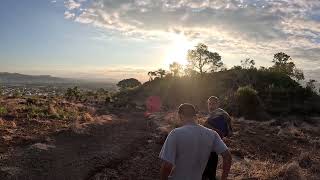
left=64, top=11, right=75, bottom=19
left=63, top=0, right=320, bottom=70
left=64, top=0, right=81, bottom=10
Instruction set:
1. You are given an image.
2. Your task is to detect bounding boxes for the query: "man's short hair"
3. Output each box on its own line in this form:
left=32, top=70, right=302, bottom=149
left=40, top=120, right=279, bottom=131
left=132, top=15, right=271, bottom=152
left=208, top=96, right=219, bottom=102
left=178, top=103, right=197, bottom=117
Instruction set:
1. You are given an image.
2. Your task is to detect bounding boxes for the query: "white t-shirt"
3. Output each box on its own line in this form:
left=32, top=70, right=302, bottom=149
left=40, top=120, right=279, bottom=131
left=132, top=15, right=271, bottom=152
left=159, top=123, right=228, bottom=180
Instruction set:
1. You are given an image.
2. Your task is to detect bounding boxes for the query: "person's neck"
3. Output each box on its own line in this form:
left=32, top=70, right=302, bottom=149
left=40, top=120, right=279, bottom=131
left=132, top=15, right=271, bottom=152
left=209, top=108, right=219, bottom=113
left=182, top=119, right=197, bottom=125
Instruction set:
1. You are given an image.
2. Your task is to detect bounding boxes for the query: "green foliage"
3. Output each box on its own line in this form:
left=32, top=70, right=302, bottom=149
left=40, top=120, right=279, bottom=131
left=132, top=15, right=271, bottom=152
left=187, top=43, right=223, bottom=74
left=235, top=86, right=259, bottom=106
left=235, top=86, right=265, bottom=119
left=13, top=90, right=22, bottom=98
left=26, top=105, right=47, bottom=119
left=65, top=86, right=82, bottom=101
left=117, top=78, right=141, bottom=90
left=0, top=106, right=8, bottom=116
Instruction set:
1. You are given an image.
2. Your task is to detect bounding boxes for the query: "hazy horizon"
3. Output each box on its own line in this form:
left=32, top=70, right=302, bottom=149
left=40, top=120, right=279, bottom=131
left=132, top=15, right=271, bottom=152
left=1, top=0, right=320, bottom=81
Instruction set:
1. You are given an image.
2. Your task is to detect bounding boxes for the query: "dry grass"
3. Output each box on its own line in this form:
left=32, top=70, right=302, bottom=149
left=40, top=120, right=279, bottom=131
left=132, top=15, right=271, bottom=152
left=230, top=158, right=280, bottom=179
left=82, top=112, right=94, bottom=122
left=273, top=162, right=305, bottom=180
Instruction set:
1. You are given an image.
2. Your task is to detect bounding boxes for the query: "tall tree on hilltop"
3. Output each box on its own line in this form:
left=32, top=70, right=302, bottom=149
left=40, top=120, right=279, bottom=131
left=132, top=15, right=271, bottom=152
left=270, top=52, right=304, bottom=81
left=187, top=43, right=223, bottom=75
left=169, top=62, right=183, bottom=77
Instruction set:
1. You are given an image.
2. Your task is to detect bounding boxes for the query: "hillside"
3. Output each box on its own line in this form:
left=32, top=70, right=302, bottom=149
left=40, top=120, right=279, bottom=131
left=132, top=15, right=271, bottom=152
left=113, top=68, right=320, bottom=118
left=0, top=68, right=319, bottom=179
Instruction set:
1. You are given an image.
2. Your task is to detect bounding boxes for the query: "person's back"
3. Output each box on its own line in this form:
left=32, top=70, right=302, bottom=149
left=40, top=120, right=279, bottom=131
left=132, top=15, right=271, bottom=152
left=159, top=103, right=232, bottom=180
left=161, top=124, right=225, bottom=180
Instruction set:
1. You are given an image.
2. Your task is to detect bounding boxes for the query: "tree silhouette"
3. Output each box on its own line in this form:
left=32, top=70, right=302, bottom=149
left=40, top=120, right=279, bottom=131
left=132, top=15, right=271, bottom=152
left=117, top=78, right=141, bottom=90
left=169, top=62, right=183, bottom=77
left=241, top=58, right=256, bottom=69
left=187, top=43, right=223, bottom=75
left=270, top=52, right=304, bottom=81
left=306, top=79, right=317, bottom=91
left=156, top=69, right=166, bottom=78
left=148, top=71, right=157, bottom=81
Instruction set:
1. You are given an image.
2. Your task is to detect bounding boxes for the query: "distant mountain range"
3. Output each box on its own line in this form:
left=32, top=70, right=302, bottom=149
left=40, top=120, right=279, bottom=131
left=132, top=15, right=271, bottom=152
left=0, top=72, right=117, bottom=90
left=0, top=72, right=73, bottom=84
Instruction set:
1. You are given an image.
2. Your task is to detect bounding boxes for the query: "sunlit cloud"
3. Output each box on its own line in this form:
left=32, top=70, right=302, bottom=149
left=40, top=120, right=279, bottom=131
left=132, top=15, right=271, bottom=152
left=64, top=0, right=81, bottom=10
left=62, top=0, right=320, bottom=78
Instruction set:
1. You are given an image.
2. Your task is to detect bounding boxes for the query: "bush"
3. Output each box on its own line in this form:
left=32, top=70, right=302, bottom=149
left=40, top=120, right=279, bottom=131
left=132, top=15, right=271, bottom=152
left=0, top=106, right=7, bottom=116
left=235, top=86, right=268, bottom=120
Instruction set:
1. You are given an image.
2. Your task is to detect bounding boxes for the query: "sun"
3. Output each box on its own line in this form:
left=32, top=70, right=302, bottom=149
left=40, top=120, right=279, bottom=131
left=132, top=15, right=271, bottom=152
left=164, top=34, right=195, bottom=66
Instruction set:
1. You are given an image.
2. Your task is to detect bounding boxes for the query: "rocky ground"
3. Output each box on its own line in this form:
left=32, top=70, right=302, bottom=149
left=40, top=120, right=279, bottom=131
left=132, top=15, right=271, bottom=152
left=0, top=98, right=320, bottom=180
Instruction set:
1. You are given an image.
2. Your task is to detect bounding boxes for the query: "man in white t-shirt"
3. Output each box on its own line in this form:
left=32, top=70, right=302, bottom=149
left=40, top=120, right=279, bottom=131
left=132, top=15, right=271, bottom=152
left=159, top=103, right=232, bottom=180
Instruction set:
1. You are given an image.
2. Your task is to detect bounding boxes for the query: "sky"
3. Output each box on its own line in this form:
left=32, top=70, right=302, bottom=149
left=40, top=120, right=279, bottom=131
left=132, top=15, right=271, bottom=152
left=0, top=0, right=320, bottom=81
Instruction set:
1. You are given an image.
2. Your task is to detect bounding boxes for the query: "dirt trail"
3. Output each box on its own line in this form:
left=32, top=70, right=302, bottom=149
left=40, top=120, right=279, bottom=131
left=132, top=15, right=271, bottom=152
left=0, top=113, right=158, bottom=180
left=2, top=111, right=319, bottom=180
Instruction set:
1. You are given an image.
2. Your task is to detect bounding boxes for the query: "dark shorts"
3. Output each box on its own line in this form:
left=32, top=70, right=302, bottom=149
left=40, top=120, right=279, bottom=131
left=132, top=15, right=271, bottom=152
left=202, top=152, right=218, bottom=180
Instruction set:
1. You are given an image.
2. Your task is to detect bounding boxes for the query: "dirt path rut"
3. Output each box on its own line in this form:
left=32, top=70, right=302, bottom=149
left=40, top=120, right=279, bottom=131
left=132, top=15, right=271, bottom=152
left=1, top=113, right=160, bottom=180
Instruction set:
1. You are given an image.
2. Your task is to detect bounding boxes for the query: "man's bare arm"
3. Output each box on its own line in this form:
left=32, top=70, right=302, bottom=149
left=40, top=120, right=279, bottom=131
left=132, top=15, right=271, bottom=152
left=220, top=150, right=232, bottom=180
left=160, top=161, right=173, bottom=180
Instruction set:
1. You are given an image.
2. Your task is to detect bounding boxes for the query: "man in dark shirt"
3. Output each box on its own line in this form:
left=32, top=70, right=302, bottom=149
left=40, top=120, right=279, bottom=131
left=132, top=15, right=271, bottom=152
left=203, top=96, right=233, bottom=180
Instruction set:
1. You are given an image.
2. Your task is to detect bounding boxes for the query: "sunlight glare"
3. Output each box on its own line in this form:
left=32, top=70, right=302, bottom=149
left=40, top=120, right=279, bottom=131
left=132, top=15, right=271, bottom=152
left=164, top=34, right=195, bottom=66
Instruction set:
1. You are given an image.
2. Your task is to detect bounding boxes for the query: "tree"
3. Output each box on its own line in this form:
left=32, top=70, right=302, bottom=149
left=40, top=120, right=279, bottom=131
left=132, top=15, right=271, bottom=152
left=169, top=62, right=183, bottom=77
left=306, top=79, right=317, bottom=92
left=231, top=65, right=243, bottom=70
left=117, top=78, right=141, bottom=90
left=187, top=43, right=223, bottom=75
left=293, top=68, right=304, bottom=81
left=147, top=71, right=157, bottom=81
left=241, top=58, right=256, bottom=69
left=156, top=69, right=166, bottom=78
left=270, top=52, right=304, bottom=81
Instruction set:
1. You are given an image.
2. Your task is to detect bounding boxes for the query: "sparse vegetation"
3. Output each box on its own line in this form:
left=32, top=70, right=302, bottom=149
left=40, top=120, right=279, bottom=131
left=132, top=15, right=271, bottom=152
left=0, top=106, right=7, bottom=116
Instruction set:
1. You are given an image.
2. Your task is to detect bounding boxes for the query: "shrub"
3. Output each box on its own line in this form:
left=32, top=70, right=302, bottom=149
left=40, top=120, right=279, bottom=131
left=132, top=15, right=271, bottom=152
left=235, top=86, right=267, bottom=120
left=26, top=105, right=46, bottom=119
left=0, top=106, right=8, bottom=116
